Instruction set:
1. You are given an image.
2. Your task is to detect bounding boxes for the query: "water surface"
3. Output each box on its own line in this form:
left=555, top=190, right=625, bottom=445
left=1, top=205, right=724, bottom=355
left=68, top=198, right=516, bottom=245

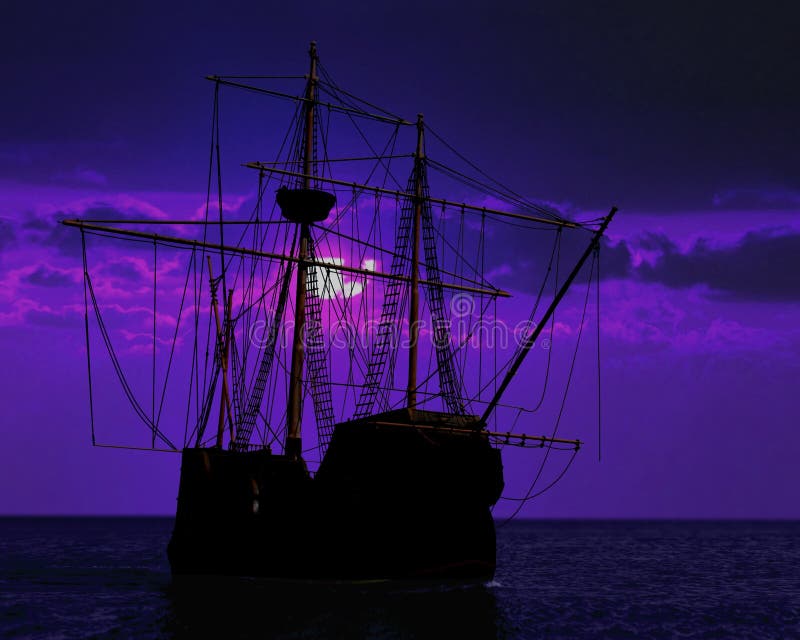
left=1, top=518, right=798, bottom=638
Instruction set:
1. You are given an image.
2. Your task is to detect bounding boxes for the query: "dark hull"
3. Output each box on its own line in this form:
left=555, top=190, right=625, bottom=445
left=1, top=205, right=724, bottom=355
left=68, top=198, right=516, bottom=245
left=168, top=409, right=504, bottom=581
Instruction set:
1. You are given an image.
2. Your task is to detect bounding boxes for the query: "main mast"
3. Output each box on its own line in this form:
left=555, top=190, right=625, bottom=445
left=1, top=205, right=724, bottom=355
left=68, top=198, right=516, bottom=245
left=407, top=113, right=425, bottom=409
left=285, top=41, right=318, bottom=458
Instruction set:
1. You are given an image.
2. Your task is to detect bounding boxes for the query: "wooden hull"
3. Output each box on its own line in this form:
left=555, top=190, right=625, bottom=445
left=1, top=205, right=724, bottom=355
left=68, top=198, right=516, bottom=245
left=168, top=411, right=504, bottom=581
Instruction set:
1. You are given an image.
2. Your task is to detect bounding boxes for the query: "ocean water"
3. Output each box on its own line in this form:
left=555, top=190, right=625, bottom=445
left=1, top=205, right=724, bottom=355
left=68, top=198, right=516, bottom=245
left=0, top=518, right=798, bottom=639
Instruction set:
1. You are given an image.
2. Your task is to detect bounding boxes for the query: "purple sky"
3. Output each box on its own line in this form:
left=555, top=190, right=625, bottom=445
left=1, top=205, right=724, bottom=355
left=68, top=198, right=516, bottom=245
left=1, top=2, right=799, bottom=517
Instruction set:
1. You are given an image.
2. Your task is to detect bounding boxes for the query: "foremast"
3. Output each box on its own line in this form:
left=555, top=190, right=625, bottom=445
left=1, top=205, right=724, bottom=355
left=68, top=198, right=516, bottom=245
left=285, top=41, right=318, bottom=459
left=407, top=114, right=425, bottom=409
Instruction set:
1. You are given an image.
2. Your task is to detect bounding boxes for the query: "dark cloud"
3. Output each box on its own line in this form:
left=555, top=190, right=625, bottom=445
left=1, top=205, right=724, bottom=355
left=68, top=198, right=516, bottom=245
left=101, top=261, right=144, bottom=281
left=73, top=205, right=137, bottom=221
left=482, top=216, right=631, bottom=295
left=21, top=214, right=51, bottom=231
left=51, top=167, right=108, bottom=186
left=592, top=237, right=632, bottom=281
left=25, top=307, right=81, bottom=329
left=637, top=228, right=800, bottom=301
left=0, top=218, right=15, bottom=250
left=45, top=221, right=87, bottom=257
left=23, top=265, right=76, bottom=288
left=3, top=2, right=799, bottom=209
left=636, top=233, right=673, bottom=253
left=490, top=221, right=800, bottom=302
left=712, top=188, right=800, bottom=210
left=46, top=204, right=154, bottom=256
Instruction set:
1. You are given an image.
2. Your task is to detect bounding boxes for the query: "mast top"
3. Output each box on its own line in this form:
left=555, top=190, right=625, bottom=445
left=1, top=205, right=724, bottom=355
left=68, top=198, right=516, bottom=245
left=415, top=114, right=425, bottom=159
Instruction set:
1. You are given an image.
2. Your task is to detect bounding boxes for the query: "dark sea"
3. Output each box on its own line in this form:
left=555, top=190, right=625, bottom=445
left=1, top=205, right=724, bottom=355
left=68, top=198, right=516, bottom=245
left=1, top=518, right=798, bottom=639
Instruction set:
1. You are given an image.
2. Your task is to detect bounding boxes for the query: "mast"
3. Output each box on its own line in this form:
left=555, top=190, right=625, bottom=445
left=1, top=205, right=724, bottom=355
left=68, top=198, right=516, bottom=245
left=407, top=113, right=425, bottom=409
left=285, top=41, right=318, bottom=458
left=479, top=207, right=618, bottom=425
left=207, top=256, right=234, bottom=448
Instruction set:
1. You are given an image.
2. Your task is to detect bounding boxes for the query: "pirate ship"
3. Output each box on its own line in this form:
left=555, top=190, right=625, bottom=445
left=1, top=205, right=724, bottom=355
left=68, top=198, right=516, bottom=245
left=64, top=43, right=615, bottom=580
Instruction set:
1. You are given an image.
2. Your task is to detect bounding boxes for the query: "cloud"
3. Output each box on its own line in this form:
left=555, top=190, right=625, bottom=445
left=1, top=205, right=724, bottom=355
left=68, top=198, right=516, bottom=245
left=636, top=227, right=800, bottom=301
left=712, top=187, right=800, bottom=210
left=29, top=200, right=171, bottom=256
left=25, top=306, right=82, bottom=328
left=0, top=298, right=82, bottom=328
left=191, top=193, right=251, bottom=220
left=20, top=215, right=51, bottom=231
left=0, top=144, right=44, bottom=168
left=52, top=167, right=108, bottom=186
left=22, top=265, right=78, bottom=287
left=591, top=237, right=632, bottom=281
left=592, top=279, right=800, bottom=359
left=0, top=218, right=15, bottom=250
left=482, top=223, right=632, bottom=295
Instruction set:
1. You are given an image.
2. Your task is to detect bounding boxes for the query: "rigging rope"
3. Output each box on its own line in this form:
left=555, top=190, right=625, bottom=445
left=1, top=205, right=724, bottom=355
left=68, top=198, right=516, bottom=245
left=497, top=250, right=597, bottom=524
left=152, top=239, right=157, bottom=447
left=81, top=231, right=96, bottom=446
left=474, top=228, right=561, bottom=402
left=425, top=124, right=568, bottom=223
left=82, top=253, right=177, bottom=450
left=156, top=247, right=195, bottom=429
left=596, top=245, right=602, bottom=462
left=77, top=64, right=602, bottom=461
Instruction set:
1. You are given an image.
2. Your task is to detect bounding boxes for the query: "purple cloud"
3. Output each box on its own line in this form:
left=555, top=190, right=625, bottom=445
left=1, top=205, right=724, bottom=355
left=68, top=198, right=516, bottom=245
left=52, top=167, right=109, bottom=186
left=23, top=265, right=78, bottom=288
left=712, top=187, right=800, bottom=210
left=0, top=218, right=15, bottom=250
left=635, top=227, right=800, bottom=301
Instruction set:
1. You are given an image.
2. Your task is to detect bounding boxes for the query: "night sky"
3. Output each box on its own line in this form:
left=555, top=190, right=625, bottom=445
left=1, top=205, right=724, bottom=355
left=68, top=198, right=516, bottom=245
left=1, top=1, right=799, bottom=517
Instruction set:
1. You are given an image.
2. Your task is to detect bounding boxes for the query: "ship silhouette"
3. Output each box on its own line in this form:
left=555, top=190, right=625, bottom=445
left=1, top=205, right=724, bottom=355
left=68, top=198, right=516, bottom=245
left=65, top=42, right=615, bottom=581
